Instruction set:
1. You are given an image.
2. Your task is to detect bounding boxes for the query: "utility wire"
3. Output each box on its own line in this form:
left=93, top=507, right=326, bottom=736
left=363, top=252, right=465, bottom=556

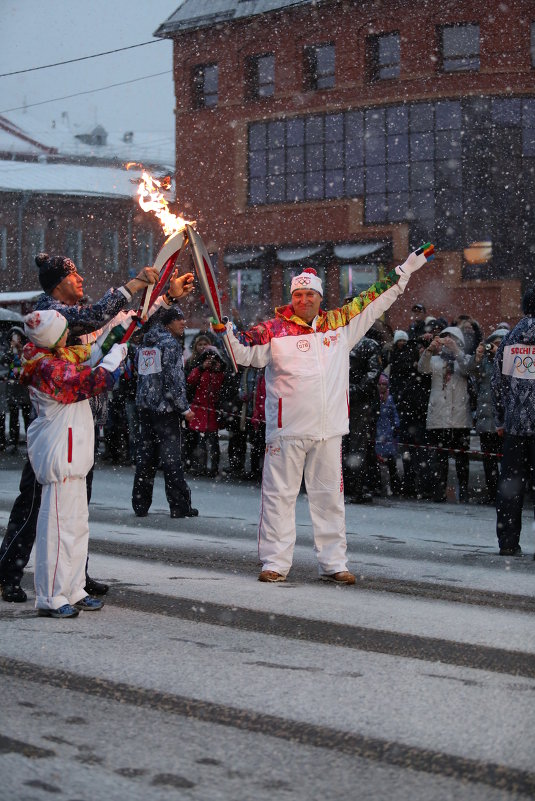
left=0, top=71, right=172, bottom=114
left=0, top=39, right=166, bottom=78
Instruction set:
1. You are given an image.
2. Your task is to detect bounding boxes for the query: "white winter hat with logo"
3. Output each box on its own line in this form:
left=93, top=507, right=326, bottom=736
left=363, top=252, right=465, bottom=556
left=24, top=310, right=68, bottom=348
left=290, top=268, right=323, bottom=297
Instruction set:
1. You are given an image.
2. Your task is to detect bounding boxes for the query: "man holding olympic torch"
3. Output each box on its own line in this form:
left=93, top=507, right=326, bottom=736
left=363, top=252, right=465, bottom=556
left=216, top=244, right=434, bottom=584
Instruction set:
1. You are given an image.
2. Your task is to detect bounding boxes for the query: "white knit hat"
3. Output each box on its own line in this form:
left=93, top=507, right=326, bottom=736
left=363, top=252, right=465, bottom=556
left=290, top=268, right=323, bottom=296
left=393, top=330, right=409, bottom=344
left=440, top=325, right=465, bottom=347
left=24, top=310, right=68, bottom=348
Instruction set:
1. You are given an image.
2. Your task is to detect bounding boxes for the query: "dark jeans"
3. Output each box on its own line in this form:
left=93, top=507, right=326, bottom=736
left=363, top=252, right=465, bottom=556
left=479, top=432, right=502, bottom=502
left=425, top=428, right=470, bottom=502
left=8, top=399, right=31, bottom=447
left=187, top=430, right=220, bottom=476
left=399, top=421, right=426, bottom=497
left=132, top=411, right=193, bottom=516
left=496, top=434, right=535, bottom=550
left=0, top=459, right=93, bottom=588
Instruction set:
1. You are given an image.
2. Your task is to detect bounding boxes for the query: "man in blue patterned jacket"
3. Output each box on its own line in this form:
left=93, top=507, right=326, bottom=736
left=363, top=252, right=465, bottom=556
left=492, top=287, right=535, bottom=558
left=132, top=307, right=197, bottom=519
left=0, top=252, right=194, bottom=602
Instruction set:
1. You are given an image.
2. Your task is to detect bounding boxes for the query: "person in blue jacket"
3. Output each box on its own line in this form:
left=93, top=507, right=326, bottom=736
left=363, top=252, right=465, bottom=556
left=492, top=286, right=535, bottom=557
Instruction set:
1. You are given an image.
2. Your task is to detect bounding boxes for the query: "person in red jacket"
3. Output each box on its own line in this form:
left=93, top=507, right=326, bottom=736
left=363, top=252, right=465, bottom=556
left=187, top=346, right=227, bottom=477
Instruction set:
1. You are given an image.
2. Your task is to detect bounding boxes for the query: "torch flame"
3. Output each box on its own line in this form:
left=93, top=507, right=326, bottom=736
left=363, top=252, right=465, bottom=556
left=136, top=170, right=192, bottom=236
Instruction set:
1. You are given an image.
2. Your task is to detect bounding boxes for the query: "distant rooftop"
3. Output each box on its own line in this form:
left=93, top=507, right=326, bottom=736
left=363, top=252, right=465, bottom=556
left=0, top=110, right=175, bottom=172
left=155, top=0, right=314, bottom=36
left=0, top=160, right=145, bottom=200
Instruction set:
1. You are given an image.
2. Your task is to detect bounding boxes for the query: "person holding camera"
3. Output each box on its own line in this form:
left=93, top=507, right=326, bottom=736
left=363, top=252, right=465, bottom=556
left=418, top=326, right=472, bottom=503
left=467, top=329, right=509, bottom=503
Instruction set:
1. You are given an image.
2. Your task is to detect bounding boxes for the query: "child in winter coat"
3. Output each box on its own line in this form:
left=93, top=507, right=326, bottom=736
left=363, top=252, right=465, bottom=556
left=375, top=373, right=402, bottom=496
left=21, top=310, right=126, bottom=618
left=186, top=346, right=227, bottom=477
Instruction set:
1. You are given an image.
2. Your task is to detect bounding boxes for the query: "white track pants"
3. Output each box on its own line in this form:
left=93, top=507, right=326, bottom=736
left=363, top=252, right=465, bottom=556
left=34, top=478, right=89, bottom=610
left=258, top=436, right=347, bottom=577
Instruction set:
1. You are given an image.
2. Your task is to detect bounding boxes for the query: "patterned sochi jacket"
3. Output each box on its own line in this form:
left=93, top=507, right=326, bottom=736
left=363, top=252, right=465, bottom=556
left=492, top=317, right=535, bottom=435
left=135, top=323, right=189, bottom=415
left=20, top=344, right=115, bottom=483
left=226, top=267, right=413, bottom=443
left=34, top=287, right=130, bottom=424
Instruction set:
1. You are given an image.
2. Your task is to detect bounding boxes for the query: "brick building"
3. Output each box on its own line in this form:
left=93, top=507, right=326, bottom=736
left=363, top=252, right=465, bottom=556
left=156, top=0, right=535, bottom=331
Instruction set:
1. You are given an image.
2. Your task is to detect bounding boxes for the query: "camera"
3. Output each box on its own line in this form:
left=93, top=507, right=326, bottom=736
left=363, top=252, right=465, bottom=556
left=485, top=343, right=493, bottom=353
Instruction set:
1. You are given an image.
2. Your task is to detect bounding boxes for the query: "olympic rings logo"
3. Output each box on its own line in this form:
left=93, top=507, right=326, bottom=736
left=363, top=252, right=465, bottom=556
left=513, top=355, right=535, bottom=374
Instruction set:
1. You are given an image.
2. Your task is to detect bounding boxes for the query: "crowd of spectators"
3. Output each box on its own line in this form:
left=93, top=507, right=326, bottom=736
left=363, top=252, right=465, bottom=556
left=0, top=301, right=513, bottom=506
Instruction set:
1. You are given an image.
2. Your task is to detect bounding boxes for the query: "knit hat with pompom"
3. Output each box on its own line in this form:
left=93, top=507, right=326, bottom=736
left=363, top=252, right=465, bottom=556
left=290, top=268, right=323, bottom=297
left=36, top=252, right=77, bottom=293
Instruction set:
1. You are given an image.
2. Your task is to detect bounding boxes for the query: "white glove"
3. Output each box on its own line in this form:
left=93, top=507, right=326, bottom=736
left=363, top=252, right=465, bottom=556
left=396, top=250, right=427, bottom=276
left=99, top=343, right=127, bottom=373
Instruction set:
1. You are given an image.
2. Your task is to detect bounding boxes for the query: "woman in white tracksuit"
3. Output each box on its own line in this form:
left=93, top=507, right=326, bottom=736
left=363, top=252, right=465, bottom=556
left=21, top=310, right=126, bottom=618
left=220, top=247, right=433, bottom=583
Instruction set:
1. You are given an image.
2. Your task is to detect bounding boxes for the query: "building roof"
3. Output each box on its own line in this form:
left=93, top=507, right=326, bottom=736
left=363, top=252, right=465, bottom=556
left=155, top=0, right=314, bottom=36
left=0, top=160, right=144, bottom=200
left=0, top=110, right=174, bottom=172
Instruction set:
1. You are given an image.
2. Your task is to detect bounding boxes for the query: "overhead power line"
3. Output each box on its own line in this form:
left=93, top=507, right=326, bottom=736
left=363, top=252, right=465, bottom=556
left=0, top=71, right=172, bottom=115
left=0, top=39, right=166, bottom=78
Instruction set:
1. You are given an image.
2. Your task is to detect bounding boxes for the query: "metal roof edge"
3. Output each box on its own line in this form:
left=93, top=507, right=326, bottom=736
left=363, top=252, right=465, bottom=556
left=154, top=0, right=314, bottom=38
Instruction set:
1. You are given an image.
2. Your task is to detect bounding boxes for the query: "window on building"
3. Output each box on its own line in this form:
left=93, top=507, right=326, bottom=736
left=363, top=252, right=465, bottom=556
left=192, top=63, right=218, bottom=108
left=64, top=229, right=82, bottom=271
left=0, top=227, right=6, bottom=270
left=102, top=230, right=119, bottom=273
left=246, top=53, right=275, bottom=99
left=133, top=229, right=154, bottom=269
left=369, top=33, right=400, bottom=81
left=304, top=43, right=335, bottom=90
left=247, top=95, right=535, bottom=273
left=26, top=227, right=45, bottom=270
left=228, top=266, right=263, bottom=322
left=441, top=24, right=480, bottom=72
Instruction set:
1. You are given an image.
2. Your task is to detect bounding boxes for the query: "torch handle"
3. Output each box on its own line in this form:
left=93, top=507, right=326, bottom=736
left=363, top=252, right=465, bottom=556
left=120, top=246, right=184, bottom=345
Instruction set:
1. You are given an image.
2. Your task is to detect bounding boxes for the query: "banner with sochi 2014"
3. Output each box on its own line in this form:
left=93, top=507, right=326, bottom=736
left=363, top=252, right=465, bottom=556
left=502, top=344, right=535, bottom=379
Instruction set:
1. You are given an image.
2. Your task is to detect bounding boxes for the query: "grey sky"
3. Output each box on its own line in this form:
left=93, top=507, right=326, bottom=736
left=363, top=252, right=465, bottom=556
left=1, top=0, right=180, bottom=138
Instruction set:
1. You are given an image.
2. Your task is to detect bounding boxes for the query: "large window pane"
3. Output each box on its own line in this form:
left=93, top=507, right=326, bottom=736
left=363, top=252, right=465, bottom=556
left=325, top=170, right=344, bottom=198
left=367, top=164, right=386, bottom=192
left=441, top=24, right=480, bottom=72
left=346, top=167, right=364, bottom=195
left=387, top=133, right=409, bottom=162
left=249, top=122, right=266, bottom=150
left=286, top=146, right=304, bottom=174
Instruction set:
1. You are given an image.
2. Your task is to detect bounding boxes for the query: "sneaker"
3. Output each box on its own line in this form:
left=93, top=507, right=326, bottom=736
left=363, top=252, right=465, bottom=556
left=499, top=545, right=523, bottom=556
left=74, top=596, right=104, bottom=612
left=258, top=570, right=286, bottom=583
left=321, top=571, right=356, bottom=585
left=38, top=604, right=79, bottom=618
left=84, top=576, right=109, bottom=596
left=170, top=508, right=199, bottom=518
left=1, top=584, right=27, bottom=603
